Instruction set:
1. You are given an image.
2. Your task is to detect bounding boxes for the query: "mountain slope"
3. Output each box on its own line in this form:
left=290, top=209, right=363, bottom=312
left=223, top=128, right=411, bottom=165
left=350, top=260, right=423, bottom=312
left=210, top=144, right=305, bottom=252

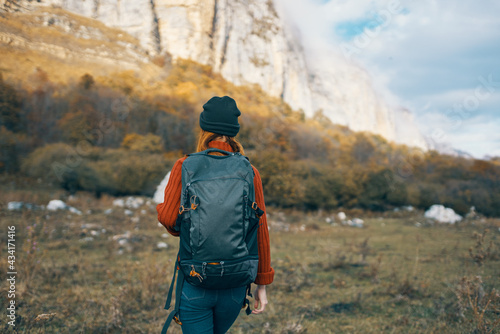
left=2, top=0, right=426, bottom=148
left=0, top=5, right=157, bottom=84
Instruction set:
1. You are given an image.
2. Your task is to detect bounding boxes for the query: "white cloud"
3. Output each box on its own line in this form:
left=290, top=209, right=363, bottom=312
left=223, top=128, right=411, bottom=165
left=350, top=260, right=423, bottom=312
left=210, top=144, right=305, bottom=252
left=275, top=0, right=500, bottom=158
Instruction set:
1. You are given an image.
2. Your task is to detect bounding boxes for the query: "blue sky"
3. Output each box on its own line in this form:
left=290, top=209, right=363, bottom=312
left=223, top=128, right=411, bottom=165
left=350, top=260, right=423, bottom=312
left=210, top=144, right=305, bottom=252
left=276, top=0, right=500, bottom=158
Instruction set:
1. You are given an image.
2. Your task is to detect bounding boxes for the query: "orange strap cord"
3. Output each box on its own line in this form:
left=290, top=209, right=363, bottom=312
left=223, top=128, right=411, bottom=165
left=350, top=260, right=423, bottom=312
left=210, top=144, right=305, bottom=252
left=189, top=265, right=203, bottom=282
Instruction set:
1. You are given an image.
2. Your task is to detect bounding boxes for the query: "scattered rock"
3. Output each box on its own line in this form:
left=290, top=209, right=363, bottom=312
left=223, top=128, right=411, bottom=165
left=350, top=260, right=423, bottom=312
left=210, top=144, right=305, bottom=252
left=81, top=223, right=101, bottom=230
left=268, top=221, right=290, bottom=232
left=113, top=196, right=145, bottom=209
left=112, top=231, right=131, bottom=241
left=157, top=242, right=168, bottom=249
left=342, top=218, right=364, bottom=228
left=126, top=197, right=144, bottom=209
left=394, top=205, right=415, bottom=212
left=68, top=207, right=82, bottom=215
left=34, top=313, right=57, bottom=322
left=352, top=218, right=364, bottom=227
left=47, top=199, right=82, bottom=215
left=465, top=206, right=478, bottom=219
left=7, top=202, right=24, bottom=210
left=7, top=202, right=43, bottom=210
left=112, top=199, right=125, bottom=207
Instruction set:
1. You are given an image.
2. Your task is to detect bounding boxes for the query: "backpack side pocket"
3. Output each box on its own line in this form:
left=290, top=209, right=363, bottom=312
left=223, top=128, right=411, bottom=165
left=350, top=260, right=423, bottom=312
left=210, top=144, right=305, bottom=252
left=179, top=217, right=192, bottom=260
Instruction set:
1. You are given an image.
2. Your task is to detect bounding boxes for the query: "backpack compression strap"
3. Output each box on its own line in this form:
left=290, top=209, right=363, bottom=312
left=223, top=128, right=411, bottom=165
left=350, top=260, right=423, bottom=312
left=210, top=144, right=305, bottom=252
left=161, top=254, right=185, bottom=334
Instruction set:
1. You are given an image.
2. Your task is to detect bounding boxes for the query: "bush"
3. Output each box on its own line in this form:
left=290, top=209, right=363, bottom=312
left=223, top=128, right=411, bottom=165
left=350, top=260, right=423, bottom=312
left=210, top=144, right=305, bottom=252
left=86, top=149, right=170, bottom=195
left=22, top=144, right=172, bottom=196
left=248, top=150, right=302, bottom=207
left=22, top=143, right=77, bottom=183
left=121, top=133, right=163, bottom=153
left=295, top=162, right=342, bottom=210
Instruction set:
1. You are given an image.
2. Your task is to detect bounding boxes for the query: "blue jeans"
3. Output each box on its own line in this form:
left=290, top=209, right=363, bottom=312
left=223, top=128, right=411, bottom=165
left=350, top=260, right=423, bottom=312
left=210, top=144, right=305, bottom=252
left=179, top=283, right=247, bottom=334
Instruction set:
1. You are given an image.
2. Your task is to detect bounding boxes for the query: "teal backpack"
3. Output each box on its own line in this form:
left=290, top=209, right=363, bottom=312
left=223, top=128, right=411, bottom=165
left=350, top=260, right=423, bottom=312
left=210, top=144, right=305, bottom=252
left=161, top=148, right=264, bottom=332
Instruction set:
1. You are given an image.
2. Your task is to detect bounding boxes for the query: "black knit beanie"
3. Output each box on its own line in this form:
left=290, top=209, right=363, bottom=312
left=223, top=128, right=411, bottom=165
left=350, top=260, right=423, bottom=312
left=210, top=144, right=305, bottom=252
left=199, top=96, right=241, bottom=137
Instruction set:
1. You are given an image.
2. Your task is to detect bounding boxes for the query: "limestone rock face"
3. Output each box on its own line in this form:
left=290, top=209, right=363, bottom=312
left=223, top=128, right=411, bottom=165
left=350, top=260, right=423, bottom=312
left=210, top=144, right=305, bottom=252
left=26, top=0, right=426, bottom=148
left=153, top=0, right=313, bottom=116
left=307, top=53, right=397, bottom=141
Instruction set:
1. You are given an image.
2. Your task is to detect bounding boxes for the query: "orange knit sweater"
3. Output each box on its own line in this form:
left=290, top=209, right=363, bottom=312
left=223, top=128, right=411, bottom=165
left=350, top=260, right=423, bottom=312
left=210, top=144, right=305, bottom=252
left=156, top=141, right=274, bottom=285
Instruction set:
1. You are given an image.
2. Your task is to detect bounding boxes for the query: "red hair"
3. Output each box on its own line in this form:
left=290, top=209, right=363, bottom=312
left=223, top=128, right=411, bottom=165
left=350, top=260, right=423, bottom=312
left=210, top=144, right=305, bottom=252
left=196, top=129, right=245, bottom=155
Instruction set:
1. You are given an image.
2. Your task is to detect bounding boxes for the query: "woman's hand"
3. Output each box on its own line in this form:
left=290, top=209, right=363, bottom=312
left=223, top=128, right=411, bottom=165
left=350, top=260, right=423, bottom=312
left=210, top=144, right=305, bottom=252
left=252, top=285, right=268, bottom=314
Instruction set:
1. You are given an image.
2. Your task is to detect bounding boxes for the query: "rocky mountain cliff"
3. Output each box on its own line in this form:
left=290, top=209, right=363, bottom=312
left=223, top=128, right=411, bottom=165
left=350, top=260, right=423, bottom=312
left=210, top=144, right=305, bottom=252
left=4, top=0, right=427, bottom=149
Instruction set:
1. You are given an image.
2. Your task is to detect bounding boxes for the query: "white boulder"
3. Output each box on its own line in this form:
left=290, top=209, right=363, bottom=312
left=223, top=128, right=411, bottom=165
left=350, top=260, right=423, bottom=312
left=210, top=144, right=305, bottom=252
left=47, top=200, right=67, bottom=211
left=153, top=171, right=171, bottom=204
left=47, top=200, right=82, bottom=215
left=7, top=202, right=24, bottom=210
left=337, top=212, right=347, bottom=221
left=424, top=205, right=462, bottom=224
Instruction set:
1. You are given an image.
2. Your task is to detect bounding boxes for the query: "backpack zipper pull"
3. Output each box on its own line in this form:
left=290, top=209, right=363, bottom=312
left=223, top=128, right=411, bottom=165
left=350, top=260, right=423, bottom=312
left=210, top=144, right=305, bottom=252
left=220, top=261, right=224, bottom=277
left=202, top=262, right=207, bottom=278
left=190, top=265, right=203, bottom=282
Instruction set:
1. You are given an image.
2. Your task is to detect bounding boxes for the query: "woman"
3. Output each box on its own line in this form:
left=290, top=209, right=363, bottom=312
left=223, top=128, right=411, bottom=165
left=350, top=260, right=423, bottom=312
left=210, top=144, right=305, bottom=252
left=157, top=96, right=274, bottom=334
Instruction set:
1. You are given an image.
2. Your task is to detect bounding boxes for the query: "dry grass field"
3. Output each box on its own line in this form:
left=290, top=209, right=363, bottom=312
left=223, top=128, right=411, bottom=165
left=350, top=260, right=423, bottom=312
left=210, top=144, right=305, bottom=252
left=1, top=179, right=499, bottom=333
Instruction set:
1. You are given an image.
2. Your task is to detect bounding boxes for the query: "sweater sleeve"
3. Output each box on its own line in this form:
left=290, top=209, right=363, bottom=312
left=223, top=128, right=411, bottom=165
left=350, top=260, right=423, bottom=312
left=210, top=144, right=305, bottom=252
left=156, top=157, right=187, bottom=236
left=252, top=166, right=275, bottom=285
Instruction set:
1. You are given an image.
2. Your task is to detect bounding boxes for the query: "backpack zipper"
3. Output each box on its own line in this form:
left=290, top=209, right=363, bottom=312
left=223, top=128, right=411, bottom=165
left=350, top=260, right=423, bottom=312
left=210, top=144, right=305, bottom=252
left=190, top=265, right=203, bottom=282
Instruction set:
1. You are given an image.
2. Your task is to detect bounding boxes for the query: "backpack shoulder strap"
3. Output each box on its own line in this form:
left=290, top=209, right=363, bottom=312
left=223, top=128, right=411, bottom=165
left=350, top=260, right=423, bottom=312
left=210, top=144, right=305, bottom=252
left=161, top=253, right=185, bottom=333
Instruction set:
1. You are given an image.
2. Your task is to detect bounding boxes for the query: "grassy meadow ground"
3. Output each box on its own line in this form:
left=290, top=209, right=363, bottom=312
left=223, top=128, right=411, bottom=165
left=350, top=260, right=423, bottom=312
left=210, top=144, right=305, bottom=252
left=0, top=178, right=499, bottom=333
